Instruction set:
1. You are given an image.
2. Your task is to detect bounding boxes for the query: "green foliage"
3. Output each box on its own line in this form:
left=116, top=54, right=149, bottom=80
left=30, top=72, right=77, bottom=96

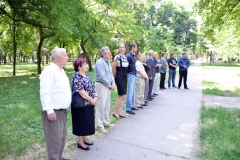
left=199, top=106, right=240, bottom=160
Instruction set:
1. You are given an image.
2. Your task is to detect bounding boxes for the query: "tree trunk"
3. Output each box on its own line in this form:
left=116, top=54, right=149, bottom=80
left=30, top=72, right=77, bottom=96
left=13, top=13, right=17, bottom=76
left=209, top=52, right=212, bottom=66
left=227, top=57, right=231, bottom=67
left=46, top=54, right=49, bottom=64
left=80, top=43, right=92, bottom=71
left=42, top=55, right=44, bottom=66
left=37, top=27, right=45, bottom=74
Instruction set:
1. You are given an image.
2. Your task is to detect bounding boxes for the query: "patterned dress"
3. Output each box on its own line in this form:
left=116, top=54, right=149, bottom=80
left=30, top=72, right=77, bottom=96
left=71, top=72, right=95, bottom=136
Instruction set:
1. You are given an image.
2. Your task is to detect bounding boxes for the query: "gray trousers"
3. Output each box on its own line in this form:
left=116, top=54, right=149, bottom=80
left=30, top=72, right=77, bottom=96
left=144, top=79, right=149, bottom=101
left=148, top=75, right=155, bottom=97
left=42, top=110, right=67, bottom=160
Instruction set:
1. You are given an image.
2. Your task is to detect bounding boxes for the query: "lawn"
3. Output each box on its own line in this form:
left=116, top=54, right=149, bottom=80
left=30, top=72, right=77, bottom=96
left=0, top=63, right=120, bottom=159
left=201, top=62, right=240, bottom=97
left=199, top=106, right=240, bottom=160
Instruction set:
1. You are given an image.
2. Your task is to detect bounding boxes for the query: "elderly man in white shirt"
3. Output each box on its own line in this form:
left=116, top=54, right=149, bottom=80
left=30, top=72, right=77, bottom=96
left=40, top=48, right=71, bottom=160
left=135, top=54, right=148, bottom=109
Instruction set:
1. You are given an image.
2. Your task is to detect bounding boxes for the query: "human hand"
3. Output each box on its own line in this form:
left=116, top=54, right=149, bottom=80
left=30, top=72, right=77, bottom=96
left=144, top=75, right=148, bottom=80
left=90, top=97, right=98, bottom=105
left=149, top=77, right=152, bottom=80
left=110, top=85, right=115, bottom=90
left=158, top=64, right=162, bottom=68
left=184, top=65, right=187, bottom=69
left=48, top=112, right=56, bottom=121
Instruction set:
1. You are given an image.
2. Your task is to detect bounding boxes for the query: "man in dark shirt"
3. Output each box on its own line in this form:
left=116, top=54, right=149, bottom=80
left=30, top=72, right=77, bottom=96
left=167, top=53, right=178, bottom=89
left=126, top=43, right=139, bottom=114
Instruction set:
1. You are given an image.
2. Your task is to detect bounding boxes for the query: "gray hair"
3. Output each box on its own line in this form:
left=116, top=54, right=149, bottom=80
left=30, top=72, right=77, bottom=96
left=137, top=54, right=145, bottom=60
left=51, top=48, right=66, bottom=60
left=148, top=50, right=154, bottom=56
left=100, top=46, right=110, bottom=57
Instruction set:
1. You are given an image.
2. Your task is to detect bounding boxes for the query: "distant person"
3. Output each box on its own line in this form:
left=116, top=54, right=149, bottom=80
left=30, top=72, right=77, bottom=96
left=126, top=43, right=139, bottom=115
left=151, top=52, right=162, bottom=95
left=135, top=54, right=148, bottom=109
left=146, top=50, right=156, bottom=100
left=178, top=53, right=190, bottom=89
left=168, top=53, right=178, bottom=89
left=112, top=43, right=129, bottom=118
left=71, top=58, right=98, bottom=151
left=94, top=47, right=115, bottom=133
left=159, top=53, right=168, bottom=90
left=40, top=48, right=71, bottom=160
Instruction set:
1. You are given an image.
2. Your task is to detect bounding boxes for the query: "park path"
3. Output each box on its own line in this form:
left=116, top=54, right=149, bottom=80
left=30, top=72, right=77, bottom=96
left=71, top=61, right=202, bottom=160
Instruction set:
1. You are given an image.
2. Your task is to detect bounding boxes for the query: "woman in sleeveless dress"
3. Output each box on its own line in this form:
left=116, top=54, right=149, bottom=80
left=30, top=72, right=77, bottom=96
left=112, top=43, right=129, bottom=118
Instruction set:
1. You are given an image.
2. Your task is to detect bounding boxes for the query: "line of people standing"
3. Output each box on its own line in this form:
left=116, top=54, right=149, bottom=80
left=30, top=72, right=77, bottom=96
left=39, top=45, right=190, bottom=159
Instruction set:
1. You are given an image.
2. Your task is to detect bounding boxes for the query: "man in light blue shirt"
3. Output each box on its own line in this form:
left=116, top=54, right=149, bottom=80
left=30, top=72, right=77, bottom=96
left=94, top=46, right=115, bottom=133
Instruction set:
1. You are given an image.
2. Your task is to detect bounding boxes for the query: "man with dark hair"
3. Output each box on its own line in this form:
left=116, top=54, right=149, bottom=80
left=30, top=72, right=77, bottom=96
left=126, top=43, right=139, bottom=115
left=167, top=53, right=178, bottom=89
left=178, top=53, right=190, bottom=89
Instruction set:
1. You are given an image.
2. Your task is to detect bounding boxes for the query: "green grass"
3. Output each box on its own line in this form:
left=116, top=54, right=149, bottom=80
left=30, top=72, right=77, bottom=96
left=0, top=64, right=120, bottom=158
left=201, top=63, right=240, bottom=97
left=202, top=80, right=240, bottom=97
left=199, top=106, right=240, bottom=160
left=201, top=61, right=240, bottom=67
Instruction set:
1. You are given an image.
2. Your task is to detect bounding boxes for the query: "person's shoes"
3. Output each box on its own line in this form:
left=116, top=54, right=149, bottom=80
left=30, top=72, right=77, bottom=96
left=168, top=87, right=171, bottom=89
left=84, top=141, right=94, bottom=145
left=163, top=87, right=167, bottom=89
left=137, top=106, right=143, bottom=109
left=105, top=123, right=114, bottom=127
left=131, top=107, right=139, bottom=110
left=145, top=100, right=148, bottom=103
left=126, top=110, right=135, bottom=114
left=142, top=103, right=148, bottom=106
left=149, top=96, right=154, bottom=99
left=160, top=88, right=164, bottom=90
left=119, top=114, right=126, bottom=118
left=146, top=98, right=152, bottom=101
left=184, top=87, right=189, bottom=89
left=178, top=87, right=180, bottom=89
left=153, top=93, right=158, bottom=96
left=62, top=158, right=70, bottom=160
left=99, top=127, right=108, bottom=133
left=77, top=143, right=90, bottom=150
left=173, top=86, right=178, bottom=88
left=113, top=113, right=120, bottom=118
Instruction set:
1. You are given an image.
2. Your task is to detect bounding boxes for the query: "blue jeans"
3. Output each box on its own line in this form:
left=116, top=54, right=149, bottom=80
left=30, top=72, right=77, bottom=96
left=126, top=74, right=136, bottom=111
left=168, top=69, right=176, bottom=87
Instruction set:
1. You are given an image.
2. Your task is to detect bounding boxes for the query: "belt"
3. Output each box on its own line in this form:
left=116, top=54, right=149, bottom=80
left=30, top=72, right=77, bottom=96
left=53, top=109, right=66, bottom=111
left=128, top=72, right=136, bottom=75
left=96, top=81, right=103, bottom=84
left=137, top=76, right=145, bottom=79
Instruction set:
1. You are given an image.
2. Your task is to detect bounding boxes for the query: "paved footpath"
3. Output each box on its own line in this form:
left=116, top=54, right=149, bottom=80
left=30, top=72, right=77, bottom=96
left=71, top=61, right=202, bottom=160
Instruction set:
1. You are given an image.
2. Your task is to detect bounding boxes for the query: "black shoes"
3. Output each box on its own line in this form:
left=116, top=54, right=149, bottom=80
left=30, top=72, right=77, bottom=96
left=184, top=87, right=189, bottom=89
left=137, top=106, right=143, bottom=109
left=153, top=93, right=158, bottom=96
left=142, top=103, right=148, bottom=106
left=62, top=158, right=70, bottom=160
left=178, top=87, right=180, bottom=89
left=126, top=110, right=135, bottom=114
left=172, top=86, right=178, bottom=88
left=113, top=114, right=120, bottom=118
left=119, top=115, right=126, bottom=118
left=78, top=143, right=90, bottom=150
left=131, top=107, right=139, bottom=111
left=84, top=141, right=94, bottom=145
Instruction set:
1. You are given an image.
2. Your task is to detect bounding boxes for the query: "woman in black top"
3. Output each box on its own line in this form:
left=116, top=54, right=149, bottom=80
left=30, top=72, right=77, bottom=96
left=71, top=58, right=98, bottom=150
left=112, top=43, right=129, bottom=118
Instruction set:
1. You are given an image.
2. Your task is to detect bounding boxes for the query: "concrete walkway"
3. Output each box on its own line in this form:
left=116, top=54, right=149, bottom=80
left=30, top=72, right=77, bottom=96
left=203, top=95, right=240, bottom=109
left=71, top=61, right=202, bottom=160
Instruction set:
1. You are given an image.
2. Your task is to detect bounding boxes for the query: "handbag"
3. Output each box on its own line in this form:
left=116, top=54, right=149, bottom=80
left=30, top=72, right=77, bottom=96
left=72, top=92, right=86, bottom=108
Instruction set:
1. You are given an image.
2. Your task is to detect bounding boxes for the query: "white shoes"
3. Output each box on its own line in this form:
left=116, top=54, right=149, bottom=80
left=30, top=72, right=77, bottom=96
left=105, top=123, right=114, bottom=127
left=99, top=127, right=108, bottom=133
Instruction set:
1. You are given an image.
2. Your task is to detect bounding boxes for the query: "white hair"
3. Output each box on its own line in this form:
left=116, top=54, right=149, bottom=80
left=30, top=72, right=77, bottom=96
left=148, top=50, right=154, bottom=56
left=51, top=48, right=66, bottom=60
left=100, top=46, right=110, bottom=57
left=137, top=54, right=145, bottom=60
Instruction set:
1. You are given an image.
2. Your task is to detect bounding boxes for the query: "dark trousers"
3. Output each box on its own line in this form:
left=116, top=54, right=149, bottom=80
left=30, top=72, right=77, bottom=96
left=178, top=70, right=188, bottom=88
left=160, top=73, right=166, bottom=88
left=148, top=76, right=155, bottom=97
left=42, top=110, right=67, bottom=160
